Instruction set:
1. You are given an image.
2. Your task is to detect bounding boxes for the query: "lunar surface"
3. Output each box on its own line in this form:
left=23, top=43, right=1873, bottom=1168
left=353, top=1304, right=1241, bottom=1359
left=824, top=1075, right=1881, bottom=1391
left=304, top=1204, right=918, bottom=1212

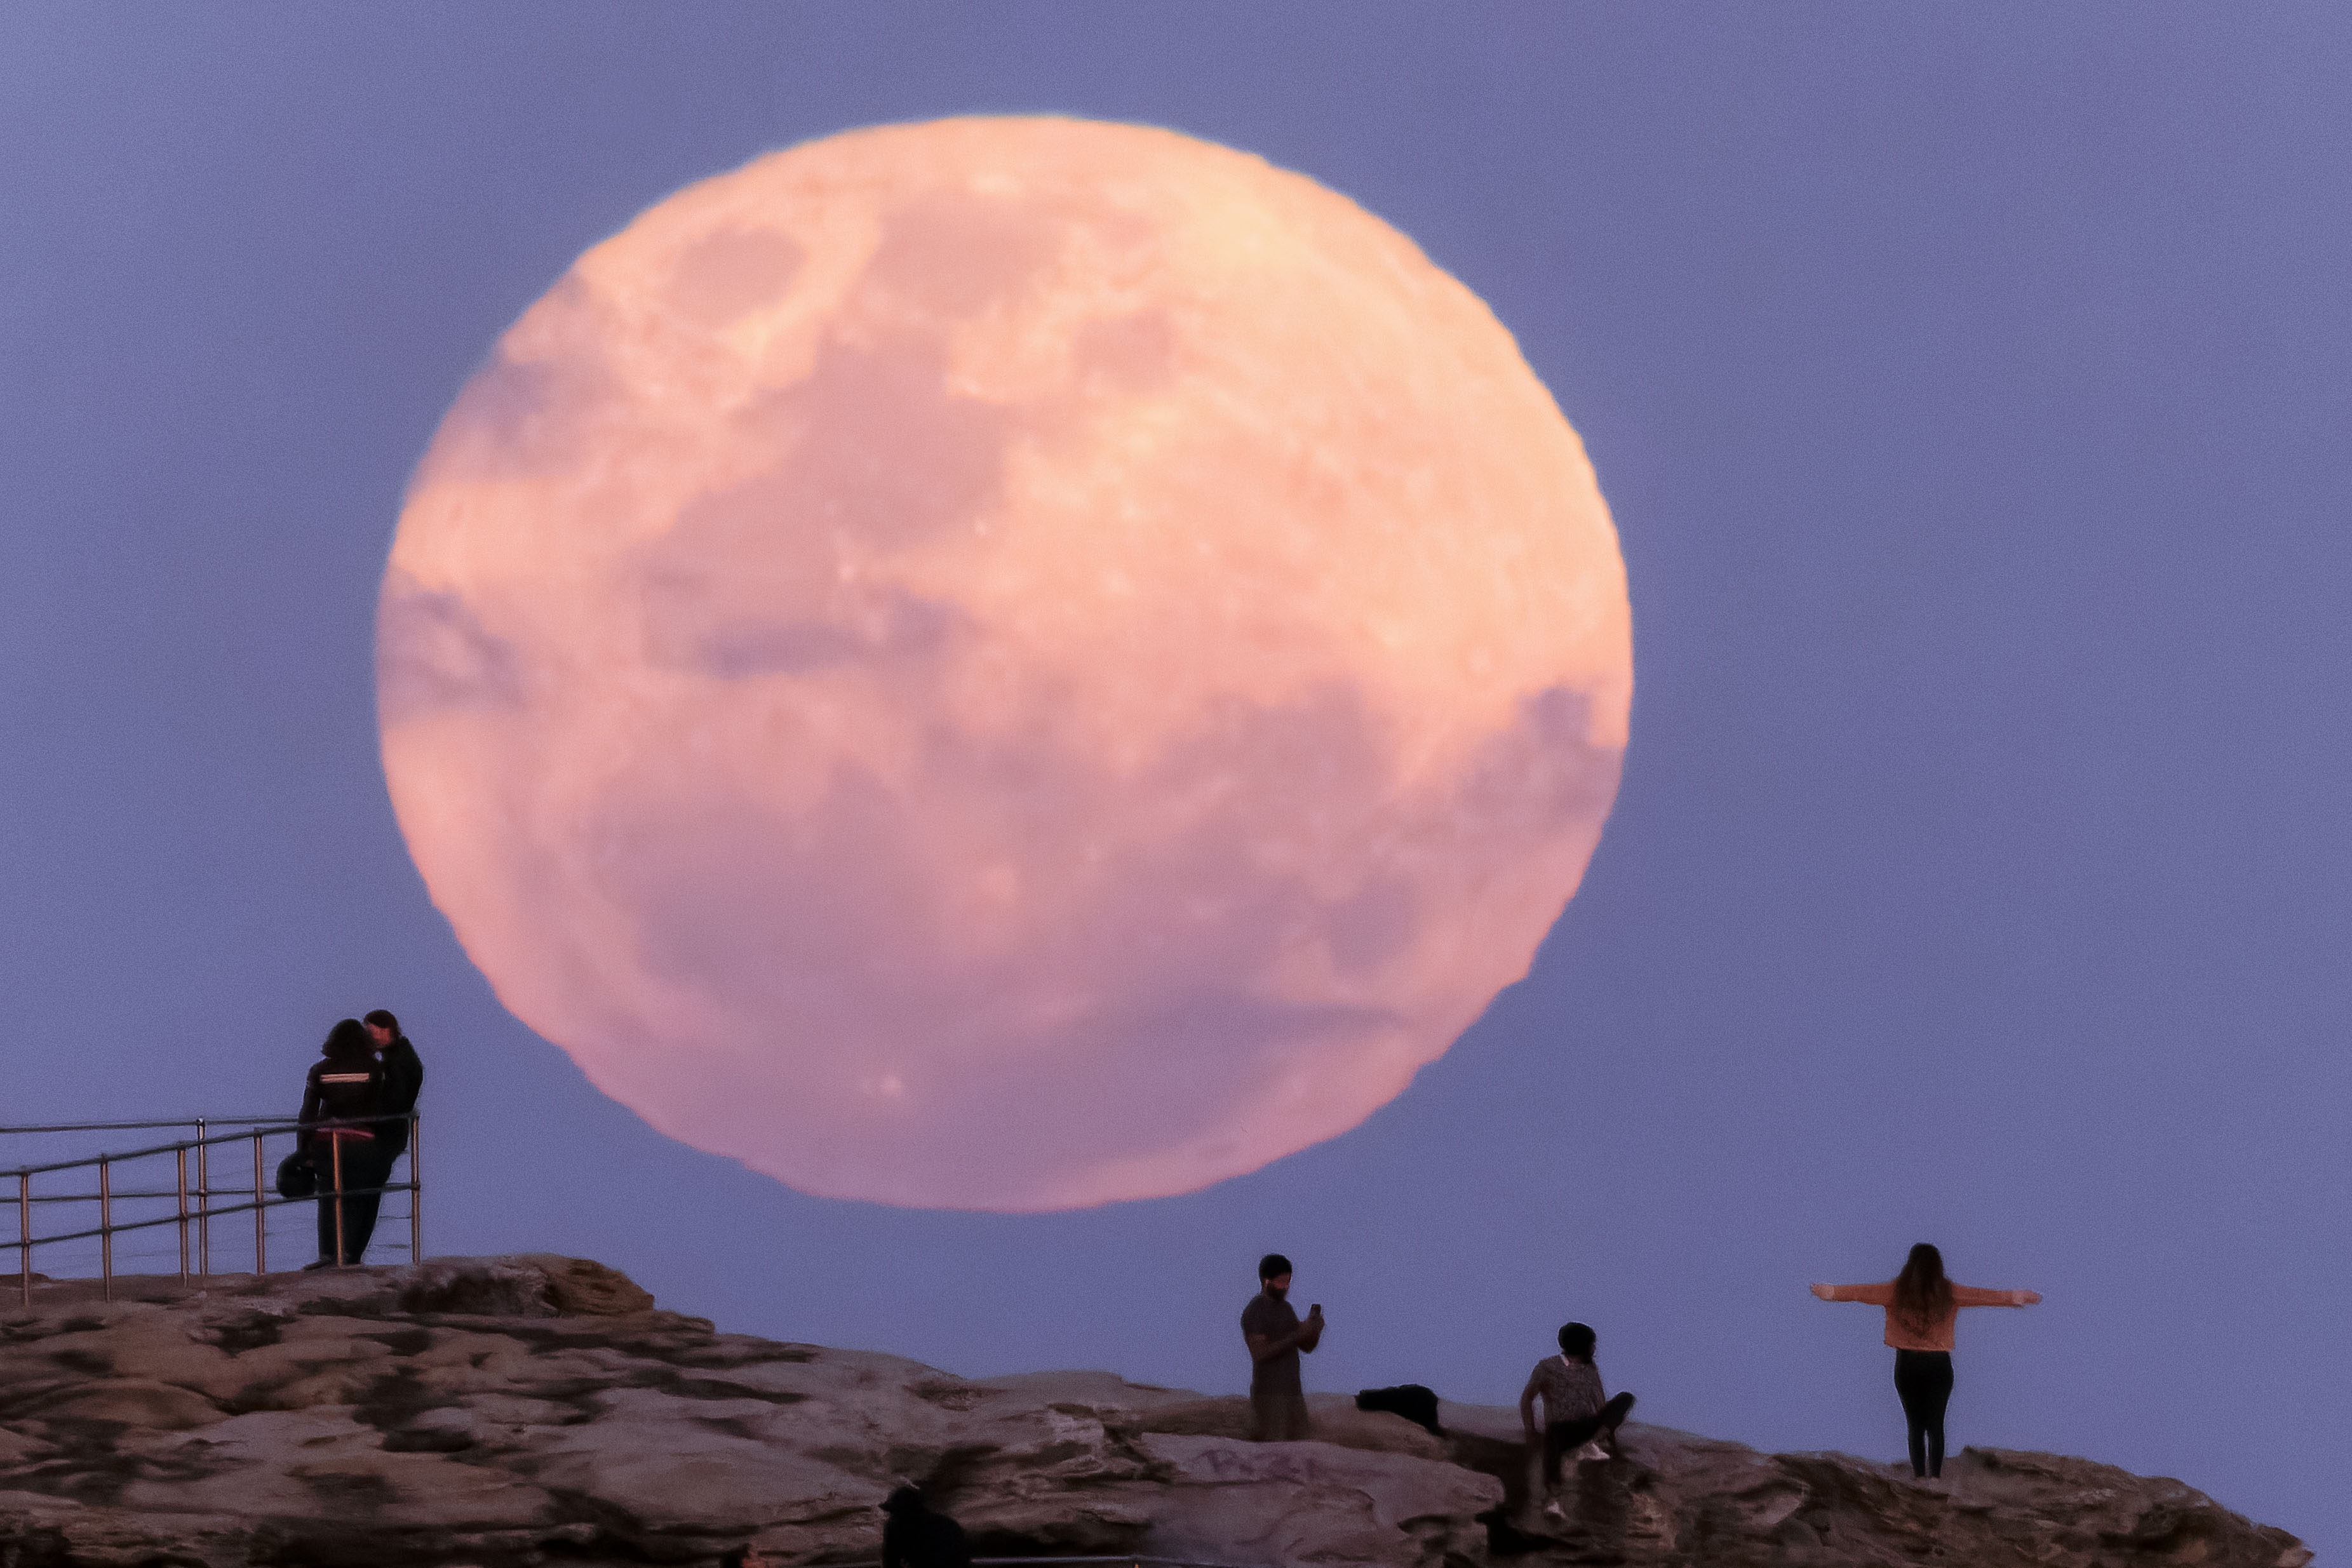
left=379, top=117, right=1631, bottom=1210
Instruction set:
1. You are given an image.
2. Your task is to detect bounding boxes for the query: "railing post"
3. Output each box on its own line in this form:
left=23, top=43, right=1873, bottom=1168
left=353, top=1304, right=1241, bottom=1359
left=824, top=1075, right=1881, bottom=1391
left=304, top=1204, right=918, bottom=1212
left=175, top=1144, right=191, bottom=1288
left=253, top=1132, right=266, bottom=1277
left=408, top=1115, right=421, bottom=1264
left=196, top=1117, right=210, bottom=1278
left=17, top=1172, right=29, bottom=1310
left=98, top=1156, right=113, bottom=1302
left=331, top=1136, right=346, bottom=1268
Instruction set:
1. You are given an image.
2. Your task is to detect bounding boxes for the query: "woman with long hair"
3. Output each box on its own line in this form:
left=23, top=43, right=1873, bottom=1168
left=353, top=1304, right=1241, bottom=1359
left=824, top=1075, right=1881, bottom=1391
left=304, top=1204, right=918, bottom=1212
left=298, top=1018, right=389, bottom=1269
left=1812, top=1243, right=2040, bottom=1480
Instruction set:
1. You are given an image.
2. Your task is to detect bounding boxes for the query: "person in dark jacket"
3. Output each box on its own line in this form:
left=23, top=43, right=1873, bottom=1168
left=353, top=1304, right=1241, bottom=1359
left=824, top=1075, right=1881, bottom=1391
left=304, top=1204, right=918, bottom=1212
left=880, top=1486, right=971, bottom=1568
left=299, top=1019, right=389, bottom=1268
left=361, top=1008, right=424, bottom=1163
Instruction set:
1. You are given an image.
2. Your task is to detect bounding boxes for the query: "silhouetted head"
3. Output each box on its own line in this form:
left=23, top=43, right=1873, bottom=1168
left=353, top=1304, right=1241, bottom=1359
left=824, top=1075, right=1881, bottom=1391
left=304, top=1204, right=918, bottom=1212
left=322, top=1019, right=372, bottom=1059
left=363, top=1008, right=400, bottom=1047
left=1893, top=1243, right=1953, bottom=1329
left=882, top=1485, right=927, bottom=1517
left=1558, top=1322, right=1596, bottom=1360
left=1259, top=1253, right=1292, bottom=1282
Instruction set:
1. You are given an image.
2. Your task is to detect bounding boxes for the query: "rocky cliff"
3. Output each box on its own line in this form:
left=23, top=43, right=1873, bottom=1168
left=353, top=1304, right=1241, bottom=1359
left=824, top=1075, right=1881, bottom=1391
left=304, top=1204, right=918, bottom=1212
left=0, top=1257, right=2308, bottom=1568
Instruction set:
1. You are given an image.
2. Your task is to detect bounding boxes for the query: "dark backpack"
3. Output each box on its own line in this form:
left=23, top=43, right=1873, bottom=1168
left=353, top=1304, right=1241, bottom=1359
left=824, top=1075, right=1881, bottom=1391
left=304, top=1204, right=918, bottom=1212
left=1355, top=1383, right=1444, bottom=1437
left=275, top=1151, right=319, bottom=1200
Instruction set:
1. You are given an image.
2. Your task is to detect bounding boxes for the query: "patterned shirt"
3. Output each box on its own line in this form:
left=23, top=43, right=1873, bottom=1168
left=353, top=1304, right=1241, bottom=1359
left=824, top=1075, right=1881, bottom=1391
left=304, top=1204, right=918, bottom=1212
left=1524, top=1355, right=1606, bottom=1427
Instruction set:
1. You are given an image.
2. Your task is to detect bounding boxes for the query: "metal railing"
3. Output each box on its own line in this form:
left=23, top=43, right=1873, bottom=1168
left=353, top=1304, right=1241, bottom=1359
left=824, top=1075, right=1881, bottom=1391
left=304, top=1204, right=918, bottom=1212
left=3, top=1113, right=420, bottom=1307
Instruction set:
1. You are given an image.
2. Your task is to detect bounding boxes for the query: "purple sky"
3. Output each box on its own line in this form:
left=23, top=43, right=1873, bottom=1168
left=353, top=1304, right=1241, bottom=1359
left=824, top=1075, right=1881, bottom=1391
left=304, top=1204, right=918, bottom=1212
left=3, top=4, right=2344, bottom=1553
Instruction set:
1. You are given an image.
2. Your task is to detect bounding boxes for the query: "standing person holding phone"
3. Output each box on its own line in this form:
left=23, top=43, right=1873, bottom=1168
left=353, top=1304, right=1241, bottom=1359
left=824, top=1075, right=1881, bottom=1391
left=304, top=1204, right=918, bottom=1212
left=1813, top=1243, right=2042, bottom=1480
left=1241, top=1252, right=1324, bottom=1441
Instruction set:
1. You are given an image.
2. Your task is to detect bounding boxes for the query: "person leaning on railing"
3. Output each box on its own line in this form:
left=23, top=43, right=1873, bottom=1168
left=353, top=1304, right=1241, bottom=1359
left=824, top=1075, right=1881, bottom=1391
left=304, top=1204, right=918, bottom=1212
left=362, top=1008, right=424, bottom=1165
left=298, top=1019, right=391, bottom=1270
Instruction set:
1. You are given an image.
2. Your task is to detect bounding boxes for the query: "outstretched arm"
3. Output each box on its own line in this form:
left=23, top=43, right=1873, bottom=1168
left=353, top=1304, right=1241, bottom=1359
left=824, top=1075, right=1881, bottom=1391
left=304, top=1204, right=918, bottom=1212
left=1811, top=1282, right=1895, bottom=1304
left=1952, top=1285, right=2042, bottom=1307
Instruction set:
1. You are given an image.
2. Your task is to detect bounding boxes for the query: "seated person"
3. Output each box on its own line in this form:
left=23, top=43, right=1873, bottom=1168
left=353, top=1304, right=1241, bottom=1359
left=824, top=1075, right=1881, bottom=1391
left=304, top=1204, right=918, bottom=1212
left=1519, top=1321, right=1636, bottom=1517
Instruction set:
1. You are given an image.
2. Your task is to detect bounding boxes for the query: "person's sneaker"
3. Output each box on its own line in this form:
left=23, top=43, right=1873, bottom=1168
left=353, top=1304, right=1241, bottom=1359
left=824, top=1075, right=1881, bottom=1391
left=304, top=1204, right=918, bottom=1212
left=1575, top=1440, right=1609, bottom=1462
left=300, top=1259, right=335, bottom=1271
left=1541, top=1498, right=1564, bottom=1520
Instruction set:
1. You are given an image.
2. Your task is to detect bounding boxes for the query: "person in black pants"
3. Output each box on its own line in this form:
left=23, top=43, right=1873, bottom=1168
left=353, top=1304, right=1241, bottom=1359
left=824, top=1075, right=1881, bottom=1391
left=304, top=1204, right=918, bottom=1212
left=1893, top=1349, right=1955, bottom=1480
left=1813, top=1244, right=2041, bottom=1480
left=1520, top=1322, right=1636, bottom=1518
left=363, top=1008, right=424, bottom=1170
left=299, top=1019, right=389, bottom=1268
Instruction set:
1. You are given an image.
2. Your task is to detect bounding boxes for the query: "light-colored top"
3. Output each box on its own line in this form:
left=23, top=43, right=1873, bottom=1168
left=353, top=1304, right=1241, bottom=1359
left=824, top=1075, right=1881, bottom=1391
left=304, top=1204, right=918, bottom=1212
left=1820, top=1282, right=2036, bottom=1350
left=1522, top=1355, right=1606, bottom=1427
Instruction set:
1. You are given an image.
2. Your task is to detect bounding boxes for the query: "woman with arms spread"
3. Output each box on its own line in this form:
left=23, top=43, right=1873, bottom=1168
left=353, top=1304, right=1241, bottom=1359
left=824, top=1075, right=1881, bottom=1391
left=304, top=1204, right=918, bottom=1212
left=1812, top=1243, right=2041, bottom=1480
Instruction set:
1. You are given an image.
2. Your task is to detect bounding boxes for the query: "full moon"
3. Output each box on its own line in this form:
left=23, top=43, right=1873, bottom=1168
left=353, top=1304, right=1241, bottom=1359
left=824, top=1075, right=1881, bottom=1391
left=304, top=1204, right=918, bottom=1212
left=379, top=117, right=1631, bottom=1211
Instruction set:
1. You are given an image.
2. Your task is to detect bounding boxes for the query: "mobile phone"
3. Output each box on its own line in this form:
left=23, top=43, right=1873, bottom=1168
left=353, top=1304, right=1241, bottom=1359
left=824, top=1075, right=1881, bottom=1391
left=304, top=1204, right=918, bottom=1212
left=1310, top=1303, right=1322, bottom=1313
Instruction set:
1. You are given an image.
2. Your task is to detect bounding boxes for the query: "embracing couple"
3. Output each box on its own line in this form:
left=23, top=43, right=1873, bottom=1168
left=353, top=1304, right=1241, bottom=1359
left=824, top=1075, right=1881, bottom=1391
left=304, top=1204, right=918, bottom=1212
left=296, top=1009, right=425, bottom=1269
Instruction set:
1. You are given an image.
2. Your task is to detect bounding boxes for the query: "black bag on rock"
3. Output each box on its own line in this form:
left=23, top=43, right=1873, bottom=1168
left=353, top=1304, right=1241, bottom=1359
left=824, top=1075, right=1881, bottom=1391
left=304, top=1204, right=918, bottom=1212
left=1355, top=1383, right=1445, bottom=1437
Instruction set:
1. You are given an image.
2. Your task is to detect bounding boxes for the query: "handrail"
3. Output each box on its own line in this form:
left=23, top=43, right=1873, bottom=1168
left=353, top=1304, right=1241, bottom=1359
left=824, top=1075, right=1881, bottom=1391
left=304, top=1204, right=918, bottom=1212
left=0, top=1113, right=413, bottom=1180
left=10, top=1113, right=420, bottom=1308
left=29, top=1179, right=413, bottom=1247
left=0, top=1117, right=301, bottom=1136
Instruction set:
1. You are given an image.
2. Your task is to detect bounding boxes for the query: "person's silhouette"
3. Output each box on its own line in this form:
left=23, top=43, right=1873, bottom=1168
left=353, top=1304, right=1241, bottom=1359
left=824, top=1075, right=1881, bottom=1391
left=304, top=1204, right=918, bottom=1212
left=881, top=1485, right=971, bottom=1568
left=1241, top=1252, right=1324, bottom=1441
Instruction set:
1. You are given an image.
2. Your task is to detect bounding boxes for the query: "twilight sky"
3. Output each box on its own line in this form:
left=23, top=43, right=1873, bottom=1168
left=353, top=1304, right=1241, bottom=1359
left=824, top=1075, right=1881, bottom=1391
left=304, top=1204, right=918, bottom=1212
left=2, top=4, right=2345, bottom=1555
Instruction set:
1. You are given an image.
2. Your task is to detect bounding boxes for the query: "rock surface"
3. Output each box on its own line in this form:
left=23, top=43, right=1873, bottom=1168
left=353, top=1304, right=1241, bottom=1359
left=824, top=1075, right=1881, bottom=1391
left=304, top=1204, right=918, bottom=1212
left=0, top=1257, right=2308, bottom=1568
